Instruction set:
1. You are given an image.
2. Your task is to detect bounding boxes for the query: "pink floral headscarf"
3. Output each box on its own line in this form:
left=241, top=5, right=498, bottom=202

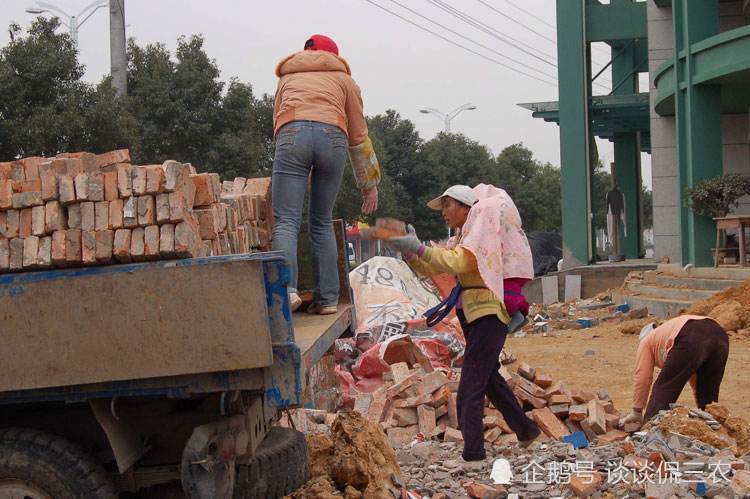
left=448, top=183, right=533, bottom=299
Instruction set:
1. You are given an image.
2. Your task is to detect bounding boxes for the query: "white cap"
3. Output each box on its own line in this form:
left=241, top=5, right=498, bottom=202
left=426, top=185, right=478, bottom=210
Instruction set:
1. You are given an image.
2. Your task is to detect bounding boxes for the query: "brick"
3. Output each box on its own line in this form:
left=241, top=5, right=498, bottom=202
left=550, top=404, right=570, bottom=419
left=367, top=394, right=390, bottom=424
left=0, top=180, right=12, bottom=209
left=586, top=399, right=607, bottom=435
left=155, top=194, right=171, bottom=224
left=194, top=206, right=221, bottom=240
left=94, top=201, right=110, bottom=231
left=243, top=177, right=271, bottom=199
left=21, top=236, right=39, bottom=268
left=417, top=405, right=436, bottom=435
left=420, top=370, right=449, bottom=394
left=435, top=403, right=448, bottom=420
left=67, top=204, right=81, bottom=229
left=484, top=408, right=512, bottom=433
left=605, top=413, right=620, bottom=430
left=22, top=157, right=42, bottom=180
left=568, top=471, right=603, bottom=497
left=534, top=373, right=554, bottom=389
left=483, top=415, right=500, bottom=429
left=19, top=209, right=32, bottom=237
left=51, top=231, right=66, bottom=266
left=10, top=162, right=25, bottom=181
left=623, top=422, right=642, bottom=433
left=597, top=429, right=628, bottom=444
left=517, top=362, right=536, bottom=382
left=75, top=152, right=98, bottom=172
left=113, top=229, right=132, bottom=262
left=9, top=238, right=24, bottom=271
left=65, top=229, right=82, bottom=264
left=0, top=238, right=8, bottom=271
left=95, top=230, right=114, bottom=263
left=544, top=383, right=566, bottom=399
left=387, top=427, right=416, bottom=447
left=513, top=375, right=547, bottom=399
left=569, top=404, right=588, bottom=422
left=39, top=164, right=58, bottom=201
left=103, top=171, right=118, bottom=201
left=146, top=166, right=165, bottom=194
left=391, top=407, right=418, bottom=427
left=58, top=175, right=76, bottom=205
left=88, top=172, right=104, bottom=201
left=484, top=427, right=503, bottom=443
left=130, top=227, right=145, bottom=262
left=123, top=197, right=138, bottom=228
left=116, top=164, right=132, bottom=197
left=232, top=177, right=247, bottom=193
left=174, top=219, right=200, bottom=257
left=389, top=362, right=411, bottom=384
left=12, top=191, right=43, bottom=209
left=144, top=225, right=160, bottom=260
left=386, top=372, right=421, bottom=399
left=74, top=173, right=89, bottom=201
left=159, top=224, right=175, bottom=258
left=109, top=199, right=124, bottom=229
left=12, top=179, right=42, bottom=193
left=431, top=385, right=451, bottom=408
left=572, top=389, right=597, bottom=404
left=515, top=387, right=546, bottom=410
left=168, top=192, right=186, bottom=223
left=579, top=419, right=599, bottom=441
left=448, top=393, right=459, bottom=428
left=394, top=393, right=433, bottom=408
left=81, top=230, right=97, bottom=265
left=132, top=167, right=147, bottom=195
left=137, top=195, right=155, bottom=226
left=443, top=427, right=463, bottom=442
left=95, top=149, right=130, bottom=168
left=532, top=407, right=570, bottom=440
left=80, top=202, right=95, bottom=231
left=353, top=393, right=373, bottom=415
left=0, top=162, right=10, bottom=180
left=496, top=433, right=519, bottom=447
left=191, top=173, right=221, bottom=206
left=549, top=394, right=573, bottom=405
left=31, top=206, right=45, bottom=236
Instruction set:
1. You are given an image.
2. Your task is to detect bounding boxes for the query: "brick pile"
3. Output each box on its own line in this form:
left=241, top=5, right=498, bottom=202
left=0, top=150, right=272, bottom=273
left=355, top=360, right=630, bottom=449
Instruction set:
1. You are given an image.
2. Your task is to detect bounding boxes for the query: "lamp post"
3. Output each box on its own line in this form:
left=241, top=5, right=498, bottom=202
left=420, top=103, right=477, bottom=133
left=26, top=0, right=108, bottom=48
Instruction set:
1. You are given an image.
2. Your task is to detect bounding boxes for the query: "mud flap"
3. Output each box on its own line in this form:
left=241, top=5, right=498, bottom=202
left=181, top=415, right=249, bottom=499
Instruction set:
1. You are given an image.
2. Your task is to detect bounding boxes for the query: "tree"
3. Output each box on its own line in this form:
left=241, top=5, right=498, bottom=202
left=0, top=18, right=129, bottom=159
left=642, top=187, right=653, bottom=229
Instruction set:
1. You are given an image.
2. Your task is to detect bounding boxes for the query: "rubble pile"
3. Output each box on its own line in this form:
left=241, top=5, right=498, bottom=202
left=0, top=149, right=273, bottom=272
left=688, top=278, right=750, bottom=337
left=287, top=412, right=403, bottom=499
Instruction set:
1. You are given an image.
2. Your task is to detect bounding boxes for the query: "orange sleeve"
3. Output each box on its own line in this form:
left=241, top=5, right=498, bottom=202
left=632, top=337, right=656, bottom=410
left=273, top=80, right=282, bottom=133
left=343, top=78, right=369, bottom=146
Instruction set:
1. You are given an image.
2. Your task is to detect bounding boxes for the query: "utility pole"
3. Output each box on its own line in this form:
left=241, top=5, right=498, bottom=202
left=109, top=0, right=127, bottom=97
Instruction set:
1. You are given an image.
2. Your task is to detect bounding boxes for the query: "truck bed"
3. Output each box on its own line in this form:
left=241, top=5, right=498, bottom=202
left=293, top=304, right=353, bottom=371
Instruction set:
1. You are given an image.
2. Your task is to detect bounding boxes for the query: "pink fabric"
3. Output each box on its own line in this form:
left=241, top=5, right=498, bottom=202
left=504, top=277, right=530, bottom=315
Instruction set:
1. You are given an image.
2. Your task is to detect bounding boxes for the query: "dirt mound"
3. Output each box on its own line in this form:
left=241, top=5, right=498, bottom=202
left=288, top=412, right=402, bottom=498
left=688, top=278, right=750, bottom=331
left=648, top=405, right=750, bottom=457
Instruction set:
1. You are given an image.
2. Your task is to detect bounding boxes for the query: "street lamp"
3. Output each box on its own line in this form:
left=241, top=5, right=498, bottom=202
left=26, top=0, right=108, bottom=48
left=420, top=103, right=477, bottom=133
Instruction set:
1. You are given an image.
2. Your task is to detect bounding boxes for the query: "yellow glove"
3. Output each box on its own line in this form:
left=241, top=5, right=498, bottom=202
left=348, top=136, right=381, bottom=190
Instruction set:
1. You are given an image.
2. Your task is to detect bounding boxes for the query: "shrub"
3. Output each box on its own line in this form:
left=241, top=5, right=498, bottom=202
left=685, top=174, right=750, bottom=218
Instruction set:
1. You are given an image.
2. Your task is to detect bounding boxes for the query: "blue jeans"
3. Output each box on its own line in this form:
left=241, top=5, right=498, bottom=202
left=271, top=121, right=347, bottom=306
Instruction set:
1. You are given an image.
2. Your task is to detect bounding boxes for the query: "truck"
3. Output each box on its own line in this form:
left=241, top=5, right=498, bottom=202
left=0, top=233, right=354, bottom=498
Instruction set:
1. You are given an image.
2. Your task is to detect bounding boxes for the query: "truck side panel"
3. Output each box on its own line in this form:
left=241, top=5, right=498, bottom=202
left=0, top=255, right=274, bottom=392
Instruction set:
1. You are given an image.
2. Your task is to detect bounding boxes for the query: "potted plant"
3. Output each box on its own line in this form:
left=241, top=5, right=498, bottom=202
left=685, top=174, right=750, bottom=263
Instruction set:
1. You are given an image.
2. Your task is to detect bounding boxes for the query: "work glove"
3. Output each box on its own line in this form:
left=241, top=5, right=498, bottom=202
left=402, top=225, right=419, bottom=259
left=361, top=186, right=378, bottom=215
left=387, top=232, right=422, bottom=255
left=619, top=410, right=644, bottom=430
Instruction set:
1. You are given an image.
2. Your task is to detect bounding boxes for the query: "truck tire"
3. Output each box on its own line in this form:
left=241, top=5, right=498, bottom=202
left=234, top=427, right=309, bottom=499
left=0, top=427, right=117, bottom=499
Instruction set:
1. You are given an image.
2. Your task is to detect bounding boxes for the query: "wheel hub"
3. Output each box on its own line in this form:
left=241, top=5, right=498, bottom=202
left=0, top=479, right=53, bottom=499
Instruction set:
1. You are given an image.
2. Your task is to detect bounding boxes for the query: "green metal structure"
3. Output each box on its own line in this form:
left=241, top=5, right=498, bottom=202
left=520, top=0, right=649, bottom=267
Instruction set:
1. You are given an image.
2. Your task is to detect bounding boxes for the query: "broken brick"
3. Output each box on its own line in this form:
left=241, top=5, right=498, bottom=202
left=569, top=404, right=588, bottom=422
left=586, top=399, right=607, bottom=435
left=484, top=427, right=503, bottom=443
left=443, top=427, right=463, bottom=443
left=534, top=373, right=554, bottom=389
left=568, top=471, right=603, bottom=497
left=387, top=427, right=416, bottom=448
left=597, top=429, right=628, bottom=444
left=549, top=394, right=573, bottom=405
left=550, top=404, right=570, bottom=419
left=517, top=362, right=536, bottom=382
left=532, top=406, right=570, bottom=440
left=571, top=389, right=597, bottom=404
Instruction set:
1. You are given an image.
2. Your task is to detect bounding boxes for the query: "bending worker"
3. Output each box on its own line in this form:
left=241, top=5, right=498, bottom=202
left=387, top=185, right=540, bottom=461
left=272, top=34, right=381, bottom=314
left=621, top=315, right=729, bottom=428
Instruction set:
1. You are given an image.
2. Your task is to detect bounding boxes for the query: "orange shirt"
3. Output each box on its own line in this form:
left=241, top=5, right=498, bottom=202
left=274, top=51, right=368, bottom=147
left=631, top=315, right=712, bottom=410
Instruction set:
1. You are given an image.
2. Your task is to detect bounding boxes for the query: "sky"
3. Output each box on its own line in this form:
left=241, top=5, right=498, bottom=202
left=0, top=0, right=652, bottom=187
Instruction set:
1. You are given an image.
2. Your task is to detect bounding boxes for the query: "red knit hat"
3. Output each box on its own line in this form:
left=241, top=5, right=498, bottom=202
left=304, top=34, right=339, bottom=56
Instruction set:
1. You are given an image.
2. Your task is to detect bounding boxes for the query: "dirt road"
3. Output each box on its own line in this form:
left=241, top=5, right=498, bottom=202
left=507, top=318, right=750, bottom=421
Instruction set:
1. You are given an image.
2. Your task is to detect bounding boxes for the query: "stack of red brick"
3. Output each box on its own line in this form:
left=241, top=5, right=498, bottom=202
left=357, top=360, right=632, bottom=449
left=0, top=149, right=272, bottom=272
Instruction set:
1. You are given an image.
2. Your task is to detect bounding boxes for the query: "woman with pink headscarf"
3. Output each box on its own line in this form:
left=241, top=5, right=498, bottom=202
left=387, top=184, right=539, bottom=461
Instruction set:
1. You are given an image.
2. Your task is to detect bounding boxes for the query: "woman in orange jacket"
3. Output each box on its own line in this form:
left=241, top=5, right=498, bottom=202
left=272, top=35, right=381, bottom=314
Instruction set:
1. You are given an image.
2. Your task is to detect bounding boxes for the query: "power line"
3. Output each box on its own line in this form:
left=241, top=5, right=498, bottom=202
left=474, top=0, right=556, bottom=45
left=363, top=0, right=558, bottom=87
left=426, top=0, right=558, bottom=68
left=379, top=0, right=559, bottom=83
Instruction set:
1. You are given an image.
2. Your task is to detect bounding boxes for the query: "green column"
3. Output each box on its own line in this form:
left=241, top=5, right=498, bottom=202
left=673, top=0, right=722, bottom=266
left=611, top=30, right=643, bottom=259
left=557, top=0, right=592, bottom=268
